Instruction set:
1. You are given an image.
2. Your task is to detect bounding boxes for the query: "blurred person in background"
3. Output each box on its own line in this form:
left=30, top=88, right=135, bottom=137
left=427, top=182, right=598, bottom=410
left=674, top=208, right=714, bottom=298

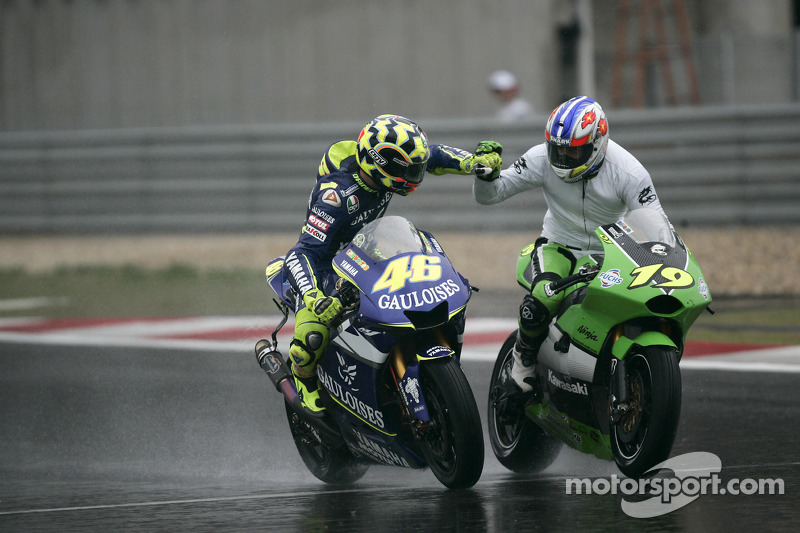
left=471, top=96, right=671, bottom=394
left=488, top=69, right=535, bottom=123
left=281, top=114, right=503, bottom=416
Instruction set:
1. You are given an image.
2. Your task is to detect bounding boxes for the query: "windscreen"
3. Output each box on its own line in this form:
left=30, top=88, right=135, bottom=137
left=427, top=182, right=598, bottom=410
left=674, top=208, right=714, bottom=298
left=351, top=216, right=425, bottom=262
left=620, top=209, right=676, bottom=247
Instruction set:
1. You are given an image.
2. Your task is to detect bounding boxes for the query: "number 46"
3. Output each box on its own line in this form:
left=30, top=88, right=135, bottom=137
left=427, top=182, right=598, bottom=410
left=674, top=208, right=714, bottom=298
left=372, top=254, right=442, bottom=293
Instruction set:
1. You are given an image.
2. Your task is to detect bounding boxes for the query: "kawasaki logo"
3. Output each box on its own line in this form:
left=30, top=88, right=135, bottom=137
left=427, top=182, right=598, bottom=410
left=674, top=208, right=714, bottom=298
left=548, top=369, right=589, bottom=395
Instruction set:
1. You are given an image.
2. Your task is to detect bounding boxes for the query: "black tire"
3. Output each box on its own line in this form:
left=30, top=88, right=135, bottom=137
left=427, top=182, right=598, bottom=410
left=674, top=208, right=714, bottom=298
left=284, top=402, right=369, bottom=485
left=418, top=358, right=485, bottom=489
left=487, top=332, right=562, bottom=473
left=610, top=346, right=681, bottom=478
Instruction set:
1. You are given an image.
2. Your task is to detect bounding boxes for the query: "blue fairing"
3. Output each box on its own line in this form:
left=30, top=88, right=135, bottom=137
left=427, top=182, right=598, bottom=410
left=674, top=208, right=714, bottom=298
left=266, top=216, right=471, bottom=467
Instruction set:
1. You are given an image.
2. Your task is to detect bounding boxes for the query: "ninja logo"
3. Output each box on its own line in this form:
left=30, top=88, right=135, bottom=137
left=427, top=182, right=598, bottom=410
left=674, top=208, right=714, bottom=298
left=638, top=186, right=657, bottom=205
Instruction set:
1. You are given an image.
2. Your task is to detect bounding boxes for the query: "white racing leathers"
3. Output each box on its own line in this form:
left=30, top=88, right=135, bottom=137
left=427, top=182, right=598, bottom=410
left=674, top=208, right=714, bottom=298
left=473, top=139, right=670, bottom=254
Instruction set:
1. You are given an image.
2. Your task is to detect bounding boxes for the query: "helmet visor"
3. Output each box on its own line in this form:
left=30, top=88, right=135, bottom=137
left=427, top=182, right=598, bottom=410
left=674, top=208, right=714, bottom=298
left=547, top=142, right=593, bottom=170
left=403, top=161, right=427, bottom=184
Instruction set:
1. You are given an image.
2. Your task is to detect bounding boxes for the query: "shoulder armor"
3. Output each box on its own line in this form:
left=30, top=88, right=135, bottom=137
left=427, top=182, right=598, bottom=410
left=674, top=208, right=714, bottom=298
left=318, top=140, right=358, bottom=178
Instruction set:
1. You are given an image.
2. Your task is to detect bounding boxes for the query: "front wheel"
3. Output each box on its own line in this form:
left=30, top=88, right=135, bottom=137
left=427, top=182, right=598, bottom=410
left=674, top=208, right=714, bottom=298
left=418, top=358, right=484, bottom=489
left=610, top=346, right=682, bottom=478
left=487, top=332, right=561, bottom=473
left=284, top=402, right=369, bottom=485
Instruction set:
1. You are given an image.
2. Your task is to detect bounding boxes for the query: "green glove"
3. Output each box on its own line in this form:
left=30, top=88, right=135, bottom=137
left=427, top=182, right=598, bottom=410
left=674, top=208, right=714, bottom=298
left=302, top=289, right=343, bottom=325
left=475, top=140, right=503, bottom=156
left=470, top=140, right=503, bottom=181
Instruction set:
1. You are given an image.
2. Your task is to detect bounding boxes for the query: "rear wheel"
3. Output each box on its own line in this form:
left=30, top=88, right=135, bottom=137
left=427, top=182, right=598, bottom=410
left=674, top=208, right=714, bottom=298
left=610, top=346, right=681, bottom=478
left=284, top=402, right=369, bottom=485
left=418, top=358, right=484, bottom=489
left=487, top=332, right=561, bottom=473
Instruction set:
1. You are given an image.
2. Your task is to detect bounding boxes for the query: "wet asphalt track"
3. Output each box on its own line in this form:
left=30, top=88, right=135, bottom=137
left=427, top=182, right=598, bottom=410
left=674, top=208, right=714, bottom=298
left=1, top=340, right=799, bottom=532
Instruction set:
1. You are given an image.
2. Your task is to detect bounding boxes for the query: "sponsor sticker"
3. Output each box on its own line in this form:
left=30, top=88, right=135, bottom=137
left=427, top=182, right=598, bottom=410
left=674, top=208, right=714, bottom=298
left=650, top=244, right=668, bottom=256
left=418, top=232, right=433, bottom=253
left=308, top=214, right=330, bottom=232
left=304, top=224, right=327, bottom=242
left=347, top=195, right=359, bottom=214
left=322, top=189, right=341, bottom=208
left=698, top=277, right=710, bottom=300
left=616, top=221, right=633, bottom=234
left=339, top=259, right=359, bottom=278
left=598, top=268, right=623, bottom=288
left=377, top=279, right=461, bottom=310
left=548, top=369, right=589, bottom=395
left=311, top=206, right=335, bottom=224
left=346, top=249, right=369, bottom=270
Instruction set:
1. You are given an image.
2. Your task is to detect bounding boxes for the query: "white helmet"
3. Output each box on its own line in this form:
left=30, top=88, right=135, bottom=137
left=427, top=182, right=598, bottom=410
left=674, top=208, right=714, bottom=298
left=545, top=96, right=609, bottom=183
left=488, top=70, right=519, bottom=92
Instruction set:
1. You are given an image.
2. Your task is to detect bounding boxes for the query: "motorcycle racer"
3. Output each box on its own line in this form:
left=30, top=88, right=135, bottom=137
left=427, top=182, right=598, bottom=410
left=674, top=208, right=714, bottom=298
left=472, top=96, right=671, bottom=393
left=281, top=114, right=503, bottom=416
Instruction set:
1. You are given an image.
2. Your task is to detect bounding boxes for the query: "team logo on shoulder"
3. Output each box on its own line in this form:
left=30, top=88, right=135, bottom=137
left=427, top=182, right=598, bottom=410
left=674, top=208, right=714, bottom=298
left=322, top=189, right=342, bottom=208
left=347, top=195, right=359, bottom=214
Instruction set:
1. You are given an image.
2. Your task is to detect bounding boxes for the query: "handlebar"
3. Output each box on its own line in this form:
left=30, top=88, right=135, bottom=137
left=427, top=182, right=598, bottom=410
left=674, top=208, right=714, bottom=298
left=544, top=265, right=600, bottom=297
left=329, top=280, right=360, bottom=330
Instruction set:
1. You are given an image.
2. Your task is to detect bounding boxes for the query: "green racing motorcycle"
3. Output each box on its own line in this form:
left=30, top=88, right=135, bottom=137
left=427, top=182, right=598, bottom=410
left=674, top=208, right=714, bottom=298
left=488, top=209, right=712, bottom=478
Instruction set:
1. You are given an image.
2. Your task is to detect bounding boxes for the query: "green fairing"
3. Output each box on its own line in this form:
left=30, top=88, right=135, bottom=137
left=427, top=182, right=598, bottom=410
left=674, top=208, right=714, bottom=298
left=492, top=210, right=712, bottom=477
left=515, top=222, right=711, bottom=360
left=526, top=401, right=612, bottom=460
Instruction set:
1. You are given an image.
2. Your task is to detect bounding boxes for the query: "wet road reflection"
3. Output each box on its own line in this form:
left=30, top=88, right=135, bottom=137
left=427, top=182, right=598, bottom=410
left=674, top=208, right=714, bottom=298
left=1, top=343, right=798, bottom=531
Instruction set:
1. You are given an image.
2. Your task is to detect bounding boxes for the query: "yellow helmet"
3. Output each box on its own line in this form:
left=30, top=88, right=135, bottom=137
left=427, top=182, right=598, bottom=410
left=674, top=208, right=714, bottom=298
left=356, top=115, right=430, bottom=195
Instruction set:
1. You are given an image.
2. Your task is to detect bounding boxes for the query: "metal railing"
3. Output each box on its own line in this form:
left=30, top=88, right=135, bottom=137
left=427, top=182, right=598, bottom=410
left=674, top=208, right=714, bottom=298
left=2, top=104, right=799, bottom=234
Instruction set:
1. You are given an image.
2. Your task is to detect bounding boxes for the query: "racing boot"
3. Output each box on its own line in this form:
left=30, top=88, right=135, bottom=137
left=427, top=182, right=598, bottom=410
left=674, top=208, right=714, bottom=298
left=510, top=329, right=546, bottom=395
left=290, top=362, right=326, bottom=418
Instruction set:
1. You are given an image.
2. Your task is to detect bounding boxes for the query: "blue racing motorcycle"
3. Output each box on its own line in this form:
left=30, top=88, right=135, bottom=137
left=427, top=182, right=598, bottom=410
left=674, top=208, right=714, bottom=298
left=255, top=216, right=484, bottom=488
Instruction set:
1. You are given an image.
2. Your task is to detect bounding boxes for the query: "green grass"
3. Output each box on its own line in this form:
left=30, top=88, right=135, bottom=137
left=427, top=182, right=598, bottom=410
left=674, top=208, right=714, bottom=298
left=1, top=265, right=799, bottom=346
left=0, top=264, right=272, bottom=319
left=689, top=299, right=800, bottom=346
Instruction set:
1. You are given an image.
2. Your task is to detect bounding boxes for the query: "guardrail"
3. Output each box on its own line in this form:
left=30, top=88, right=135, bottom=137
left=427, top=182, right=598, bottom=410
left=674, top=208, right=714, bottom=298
left=2, top=103, right=799, bottom=234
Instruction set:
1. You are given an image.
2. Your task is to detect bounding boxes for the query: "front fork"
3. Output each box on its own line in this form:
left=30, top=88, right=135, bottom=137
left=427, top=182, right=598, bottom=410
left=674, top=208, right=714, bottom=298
left=609, top=357, right=631, bottom=425
left=391, top=327, right=454, bottom=431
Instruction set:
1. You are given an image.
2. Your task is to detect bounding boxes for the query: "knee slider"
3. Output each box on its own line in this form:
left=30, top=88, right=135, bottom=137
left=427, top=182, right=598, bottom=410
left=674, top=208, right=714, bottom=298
left=519, top=293, right=551, bottom=333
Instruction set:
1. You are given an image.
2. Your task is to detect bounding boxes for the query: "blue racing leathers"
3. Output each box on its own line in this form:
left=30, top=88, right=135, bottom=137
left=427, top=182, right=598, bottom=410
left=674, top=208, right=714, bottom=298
left=283, top=139, right=475, bottom=304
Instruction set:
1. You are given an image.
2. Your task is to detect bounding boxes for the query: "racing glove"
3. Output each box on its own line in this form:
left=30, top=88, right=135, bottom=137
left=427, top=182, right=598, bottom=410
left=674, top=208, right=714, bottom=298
left=468, top=140, right=503, bottom=181
left=302, top=289, right=343, bottom=325
left=475, top=140, right=503, bottom=156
